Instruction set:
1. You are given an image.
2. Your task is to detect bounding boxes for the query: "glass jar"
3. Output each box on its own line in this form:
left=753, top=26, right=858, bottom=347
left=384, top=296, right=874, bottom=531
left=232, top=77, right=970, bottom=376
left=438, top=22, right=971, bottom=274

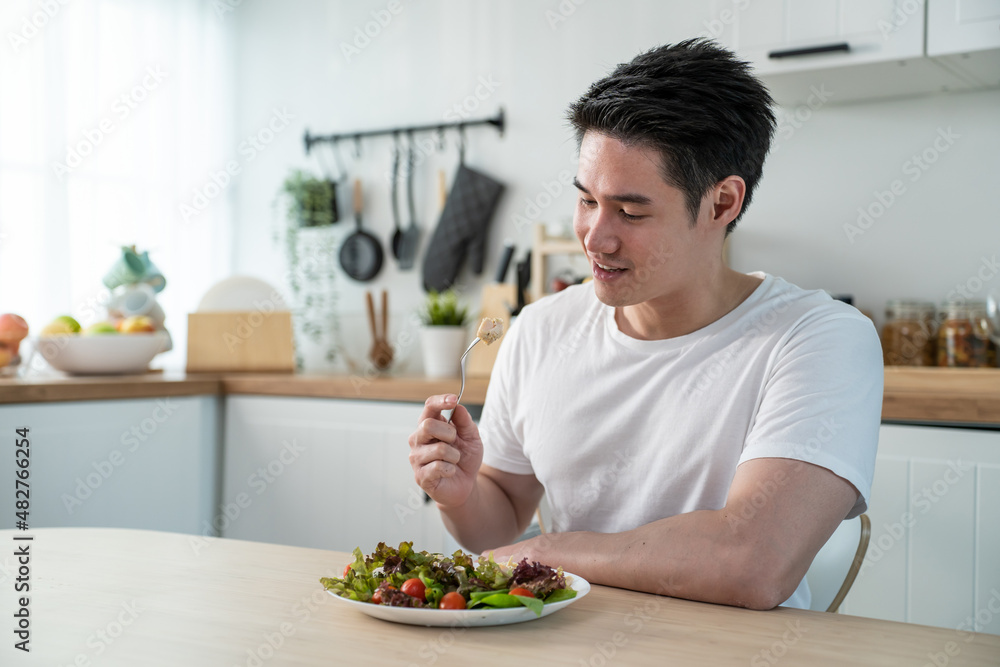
left=881, top=300, right=937, bottom=366
left=937, top=300, right=991, bottom=367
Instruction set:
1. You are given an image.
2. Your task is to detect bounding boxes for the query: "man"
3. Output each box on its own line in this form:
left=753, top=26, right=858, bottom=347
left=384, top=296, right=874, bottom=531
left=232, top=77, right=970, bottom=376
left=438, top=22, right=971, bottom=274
left=408, top=39, right=882, bottom=610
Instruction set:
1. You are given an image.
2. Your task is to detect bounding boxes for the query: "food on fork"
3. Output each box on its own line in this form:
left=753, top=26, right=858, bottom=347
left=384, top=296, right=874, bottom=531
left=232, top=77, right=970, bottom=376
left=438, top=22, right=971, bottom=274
left=477, top=317, right=504, bottom=345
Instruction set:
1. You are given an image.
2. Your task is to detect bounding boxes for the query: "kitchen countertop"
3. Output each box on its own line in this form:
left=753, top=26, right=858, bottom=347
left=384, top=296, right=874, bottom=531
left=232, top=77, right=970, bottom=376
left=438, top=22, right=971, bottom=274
left=0, top=371, right=491, bottom=406
left=1, top=368, right=998, bottom=425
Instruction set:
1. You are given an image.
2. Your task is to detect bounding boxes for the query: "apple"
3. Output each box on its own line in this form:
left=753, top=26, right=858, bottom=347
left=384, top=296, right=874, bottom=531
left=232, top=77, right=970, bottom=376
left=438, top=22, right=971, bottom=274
left=0, top=313, right=29, bottom=355
left=119, top=315, right=156, bottom=333
left=83, top=321, right=118, bottom=335
left=41, top=315, right=82, bottom=336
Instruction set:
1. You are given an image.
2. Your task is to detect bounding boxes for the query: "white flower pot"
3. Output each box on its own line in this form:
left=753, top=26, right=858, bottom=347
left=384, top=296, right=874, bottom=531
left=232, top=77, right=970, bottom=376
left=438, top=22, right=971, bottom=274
left=420, top=326, right=467, bottom=379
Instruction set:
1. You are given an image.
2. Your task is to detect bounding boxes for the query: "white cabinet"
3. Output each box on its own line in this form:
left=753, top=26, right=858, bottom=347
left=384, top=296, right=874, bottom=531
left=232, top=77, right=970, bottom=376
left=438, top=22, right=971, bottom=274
left=722, top=0, right=925, bottom=75
left=706, top=0, right=1000, bottom=104
left=842, top=424, right=1000, bottom=636
left=928, top=0, right=1000, bottom=55
left=220, top=395, right=452, bottom=554
left=0, top=396, right=219, bottom=534
left=927, top=0, right=1000, bottom=87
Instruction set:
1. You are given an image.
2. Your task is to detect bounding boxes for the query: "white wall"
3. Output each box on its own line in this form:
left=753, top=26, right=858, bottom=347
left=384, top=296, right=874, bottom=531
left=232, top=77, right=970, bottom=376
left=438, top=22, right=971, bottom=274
left=228, top=0, right=1000, bottom=371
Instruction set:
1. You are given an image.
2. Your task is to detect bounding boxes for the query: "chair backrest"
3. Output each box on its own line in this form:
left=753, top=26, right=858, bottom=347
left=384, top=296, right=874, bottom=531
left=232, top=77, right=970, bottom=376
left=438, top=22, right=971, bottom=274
left=805, top=513, right=871, bottom=613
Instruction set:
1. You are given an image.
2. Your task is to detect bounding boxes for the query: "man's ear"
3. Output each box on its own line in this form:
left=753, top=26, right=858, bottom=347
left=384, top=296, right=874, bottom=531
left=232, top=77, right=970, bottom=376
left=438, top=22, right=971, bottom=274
left=711, top=176, right=746, bottom=229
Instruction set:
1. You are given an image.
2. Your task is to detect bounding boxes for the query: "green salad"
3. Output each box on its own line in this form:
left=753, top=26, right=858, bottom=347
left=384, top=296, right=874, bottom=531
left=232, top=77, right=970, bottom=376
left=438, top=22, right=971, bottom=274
left=320, top=542, right=577, bottom=616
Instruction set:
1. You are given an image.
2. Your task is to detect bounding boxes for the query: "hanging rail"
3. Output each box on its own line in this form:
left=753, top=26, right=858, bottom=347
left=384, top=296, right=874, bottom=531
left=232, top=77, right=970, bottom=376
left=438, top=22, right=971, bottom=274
left=303, top=108, right=505, bottom=154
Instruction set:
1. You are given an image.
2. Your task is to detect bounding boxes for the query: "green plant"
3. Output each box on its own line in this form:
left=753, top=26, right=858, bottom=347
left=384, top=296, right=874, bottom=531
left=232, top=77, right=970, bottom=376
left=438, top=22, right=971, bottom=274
left=420, top=290, right=469, bottom=326
left=273, top=170, right=342, bottom=370
left=280, top=169, right=338, bottom=228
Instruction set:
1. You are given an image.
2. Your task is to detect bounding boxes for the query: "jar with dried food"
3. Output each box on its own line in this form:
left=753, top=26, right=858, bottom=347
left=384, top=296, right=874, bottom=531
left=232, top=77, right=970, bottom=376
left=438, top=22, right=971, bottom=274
left=937, top=300, right=991, bottom=367
left=881, top=300, right=937, bottom=366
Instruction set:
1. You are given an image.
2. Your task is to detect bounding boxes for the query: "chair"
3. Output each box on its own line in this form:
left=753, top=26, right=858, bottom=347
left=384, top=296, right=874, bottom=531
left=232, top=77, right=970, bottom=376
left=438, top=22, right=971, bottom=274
left=806, top=513, right=871, bottom=613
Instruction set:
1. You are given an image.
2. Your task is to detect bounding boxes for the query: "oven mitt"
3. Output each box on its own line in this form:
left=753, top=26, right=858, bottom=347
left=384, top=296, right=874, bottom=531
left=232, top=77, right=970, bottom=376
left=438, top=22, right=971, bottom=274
left=422, top=164, right=504, bottom=292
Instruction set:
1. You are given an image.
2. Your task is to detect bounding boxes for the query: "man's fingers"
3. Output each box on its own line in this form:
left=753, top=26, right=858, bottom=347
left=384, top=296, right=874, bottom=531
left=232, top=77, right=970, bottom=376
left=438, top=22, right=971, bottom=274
left=450, top=404, right=479, bottom=440
left=419, top=394, right=458, bottom=422
left=417, top=459, right=459, bottom=485
left=409, top=442, right=461, bottom=468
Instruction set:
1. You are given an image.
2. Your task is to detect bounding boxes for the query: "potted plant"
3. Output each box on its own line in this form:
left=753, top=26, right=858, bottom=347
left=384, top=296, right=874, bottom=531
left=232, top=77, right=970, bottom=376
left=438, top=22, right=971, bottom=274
left=280, top=169, right=339, bottom=228
left=274, top=169, right=342, bottom=371
left=419, top=290, right=469, bottom=378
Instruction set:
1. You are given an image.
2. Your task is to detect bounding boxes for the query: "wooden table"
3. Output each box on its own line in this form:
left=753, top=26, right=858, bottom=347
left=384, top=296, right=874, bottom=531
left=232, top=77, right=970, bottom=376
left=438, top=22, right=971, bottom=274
left=2, top=529, right=998, bottom=666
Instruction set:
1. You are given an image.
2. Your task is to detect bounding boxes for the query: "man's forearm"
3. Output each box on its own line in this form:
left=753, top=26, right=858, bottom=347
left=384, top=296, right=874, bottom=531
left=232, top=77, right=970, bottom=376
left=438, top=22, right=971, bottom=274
left=437, top=473, right=525, bottom=553
left=495, top=509, right=797, bottom=610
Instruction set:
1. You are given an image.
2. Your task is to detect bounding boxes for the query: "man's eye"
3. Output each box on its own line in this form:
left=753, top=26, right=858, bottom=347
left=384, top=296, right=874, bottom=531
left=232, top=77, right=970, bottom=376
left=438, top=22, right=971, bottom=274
left=579, top=198, right=597, bottom=207
left=621, top=211, right=643, bottom=221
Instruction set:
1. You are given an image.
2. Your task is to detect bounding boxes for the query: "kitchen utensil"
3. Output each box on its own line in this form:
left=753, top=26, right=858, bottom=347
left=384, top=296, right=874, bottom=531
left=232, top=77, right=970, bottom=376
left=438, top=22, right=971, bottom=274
left=451, top=336, right=481, bottom=423
left=339, top=179, right=384, bottom=282
left=397, top=135, right=421, bottom=270
left=390, top=136, right=404, bottom=261
left=438, top=168, right=447, bottom=210
left=421, top=156, right=505, bottom=291
left=495, top=241, right=515, bottom=283
left=511, top=251, right=531, bottom=317
left=365, top=290, right=393, bottom=371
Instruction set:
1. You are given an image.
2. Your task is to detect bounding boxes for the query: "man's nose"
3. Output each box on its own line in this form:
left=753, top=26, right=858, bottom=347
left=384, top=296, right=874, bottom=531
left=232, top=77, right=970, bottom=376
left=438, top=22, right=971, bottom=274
left=582, top=209, right=620, bottom=256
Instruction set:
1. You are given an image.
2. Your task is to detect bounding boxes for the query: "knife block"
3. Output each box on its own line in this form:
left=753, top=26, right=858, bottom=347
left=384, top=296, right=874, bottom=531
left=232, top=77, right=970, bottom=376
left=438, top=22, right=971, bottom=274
left=467, top=284, right=520, bottom=378
left=186, top=312, right=295, bottom=373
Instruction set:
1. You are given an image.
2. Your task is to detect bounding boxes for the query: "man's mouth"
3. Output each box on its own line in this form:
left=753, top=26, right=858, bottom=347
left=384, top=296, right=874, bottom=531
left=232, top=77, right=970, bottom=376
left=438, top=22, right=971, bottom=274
left=595, top=262, right=626, bottom=273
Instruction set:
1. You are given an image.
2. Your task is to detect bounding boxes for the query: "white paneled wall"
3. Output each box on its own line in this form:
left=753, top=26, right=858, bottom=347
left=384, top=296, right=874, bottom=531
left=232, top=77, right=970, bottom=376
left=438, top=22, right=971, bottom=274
left=221, top=395, right=451, bottom=554
left=844, top=424, right=1000, bottom=636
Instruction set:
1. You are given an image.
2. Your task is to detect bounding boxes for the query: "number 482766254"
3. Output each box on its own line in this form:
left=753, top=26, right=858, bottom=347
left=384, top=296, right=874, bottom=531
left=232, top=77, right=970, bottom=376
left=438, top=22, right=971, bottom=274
left=15, top=427, right=29, bottom=529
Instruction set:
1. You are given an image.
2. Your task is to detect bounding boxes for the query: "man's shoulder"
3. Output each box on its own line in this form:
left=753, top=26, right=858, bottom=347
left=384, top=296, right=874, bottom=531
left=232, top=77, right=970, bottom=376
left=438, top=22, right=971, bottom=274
left=754, top=273, right=871, bottom=328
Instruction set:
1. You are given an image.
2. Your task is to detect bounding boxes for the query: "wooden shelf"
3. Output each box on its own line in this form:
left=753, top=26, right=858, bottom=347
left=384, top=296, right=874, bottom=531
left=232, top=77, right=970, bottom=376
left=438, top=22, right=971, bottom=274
left=531, top=224, right=585, bottom=302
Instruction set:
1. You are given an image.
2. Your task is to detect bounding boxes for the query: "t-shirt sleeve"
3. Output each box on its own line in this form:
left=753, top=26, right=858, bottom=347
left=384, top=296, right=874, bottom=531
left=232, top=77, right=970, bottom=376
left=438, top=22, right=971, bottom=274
left=739, top=312, right=884, bottom=518
left=479, top=315, right=535, bottom=475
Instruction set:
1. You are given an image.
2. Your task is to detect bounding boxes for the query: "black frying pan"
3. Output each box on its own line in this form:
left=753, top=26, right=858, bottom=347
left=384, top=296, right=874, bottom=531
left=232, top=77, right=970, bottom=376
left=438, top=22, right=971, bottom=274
left=340, top=179, right=383, bottom=282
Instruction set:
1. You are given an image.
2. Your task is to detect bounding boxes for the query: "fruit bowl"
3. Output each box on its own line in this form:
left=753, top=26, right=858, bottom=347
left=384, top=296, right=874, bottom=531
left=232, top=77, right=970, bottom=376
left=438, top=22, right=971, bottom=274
left=35, top=333, right=170, bottom=375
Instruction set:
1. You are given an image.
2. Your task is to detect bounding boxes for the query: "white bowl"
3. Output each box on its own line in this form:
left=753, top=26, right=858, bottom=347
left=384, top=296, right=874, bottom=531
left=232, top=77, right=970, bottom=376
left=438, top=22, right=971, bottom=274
left=35, top=333, right=170, bottom=375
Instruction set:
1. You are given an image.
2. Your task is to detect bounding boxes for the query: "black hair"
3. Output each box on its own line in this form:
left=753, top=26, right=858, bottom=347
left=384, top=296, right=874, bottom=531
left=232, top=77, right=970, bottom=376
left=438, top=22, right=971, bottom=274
left=567, top=38, right=776, bottom=234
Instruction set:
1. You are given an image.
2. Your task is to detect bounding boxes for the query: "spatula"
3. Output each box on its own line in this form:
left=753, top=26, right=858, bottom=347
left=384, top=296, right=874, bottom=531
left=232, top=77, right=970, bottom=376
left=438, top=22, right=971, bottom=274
left=397, top=134, right=421, bottom=270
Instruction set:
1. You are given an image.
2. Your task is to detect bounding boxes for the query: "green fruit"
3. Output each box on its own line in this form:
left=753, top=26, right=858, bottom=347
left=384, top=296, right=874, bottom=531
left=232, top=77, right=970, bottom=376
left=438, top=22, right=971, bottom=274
left=83, top=322, right=118, bottom=335
left=42, top=315, right=82, bottom=336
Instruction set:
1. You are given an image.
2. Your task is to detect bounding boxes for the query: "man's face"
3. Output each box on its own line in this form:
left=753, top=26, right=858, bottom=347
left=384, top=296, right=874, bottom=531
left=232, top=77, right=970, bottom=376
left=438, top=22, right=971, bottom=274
left=572, top=131, right=718, bottom=309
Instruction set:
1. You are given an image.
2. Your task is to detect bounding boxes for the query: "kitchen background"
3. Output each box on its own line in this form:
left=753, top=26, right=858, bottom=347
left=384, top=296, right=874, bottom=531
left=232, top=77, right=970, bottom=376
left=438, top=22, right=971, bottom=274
left=1, top=0, right=997, bottom=372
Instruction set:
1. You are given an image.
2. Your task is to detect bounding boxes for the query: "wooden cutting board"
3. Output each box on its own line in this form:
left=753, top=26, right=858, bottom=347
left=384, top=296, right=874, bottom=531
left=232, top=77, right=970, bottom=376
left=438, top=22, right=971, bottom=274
left=467, top=284, right=519, bottom=377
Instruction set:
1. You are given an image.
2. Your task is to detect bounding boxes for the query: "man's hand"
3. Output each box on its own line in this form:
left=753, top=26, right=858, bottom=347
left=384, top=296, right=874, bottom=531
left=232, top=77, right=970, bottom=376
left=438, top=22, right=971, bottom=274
left=408, top=394, right=484, bottom=507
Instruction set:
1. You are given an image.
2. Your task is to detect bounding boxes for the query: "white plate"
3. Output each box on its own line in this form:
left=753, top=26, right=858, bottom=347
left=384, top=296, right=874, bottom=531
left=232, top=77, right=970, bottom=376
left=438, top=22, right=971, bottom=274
left=196, top=276, right=288, bottom=312
left=326, top=573, right=590, bottom=627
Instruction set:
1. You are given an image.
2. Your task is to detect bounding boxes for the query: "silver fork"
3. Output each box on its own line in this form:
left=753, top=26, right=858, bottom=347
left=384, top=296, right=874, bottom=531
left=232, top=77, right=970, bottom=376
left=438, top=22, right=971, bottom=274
left=450, top=337, right=481, bottom=423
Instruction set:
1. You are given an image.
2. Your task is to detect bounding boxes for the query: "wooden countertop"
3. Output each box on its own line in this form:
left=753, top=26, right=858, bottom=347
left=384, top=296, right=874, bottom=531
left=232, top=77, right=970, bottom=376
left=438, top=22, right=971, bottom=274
left=1, top=368, right=997, bottom=425
left=7, top=527, right=999, bottom=666
left=0, top=371, right=490, bottom=406
left=881, top=367, right=1000, bottom=425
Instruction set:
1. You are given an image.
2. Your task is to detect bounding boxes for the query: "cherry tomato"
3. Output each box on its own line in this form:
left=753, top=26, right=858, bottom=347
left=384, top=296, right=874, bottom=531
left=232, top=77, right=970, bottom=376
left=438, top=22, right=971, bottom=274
left=439, top=592, right=466, bottom=610
left=401, top=578, right=426, bottom=602
left=509, top=587, right=535, bottom=598
left=371, top=585, right=395, bottom=605
left=343, top=564, right=352, bottom=577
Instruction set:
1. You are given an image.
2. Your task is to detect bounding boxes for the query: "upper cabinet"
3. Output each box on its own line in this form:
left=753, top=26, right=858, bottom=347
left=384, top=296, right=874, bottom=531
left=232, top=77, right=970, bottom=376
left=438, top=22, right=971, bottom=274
left=928, top=0, right=1000, bottom=54
left=726, top=0, right=925, bottom=75
left=706, top=0, right=1000, bottom=104
left=927, top=0, right=1000, bottom=87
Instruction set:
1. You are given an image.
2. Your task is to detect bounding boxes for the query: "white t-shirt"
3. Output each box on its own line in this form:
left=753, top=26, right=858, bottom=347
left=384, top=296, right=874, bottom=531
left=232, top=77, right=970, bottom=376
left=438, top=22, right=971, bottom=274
left=479, top=272, right=884, bottom=609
